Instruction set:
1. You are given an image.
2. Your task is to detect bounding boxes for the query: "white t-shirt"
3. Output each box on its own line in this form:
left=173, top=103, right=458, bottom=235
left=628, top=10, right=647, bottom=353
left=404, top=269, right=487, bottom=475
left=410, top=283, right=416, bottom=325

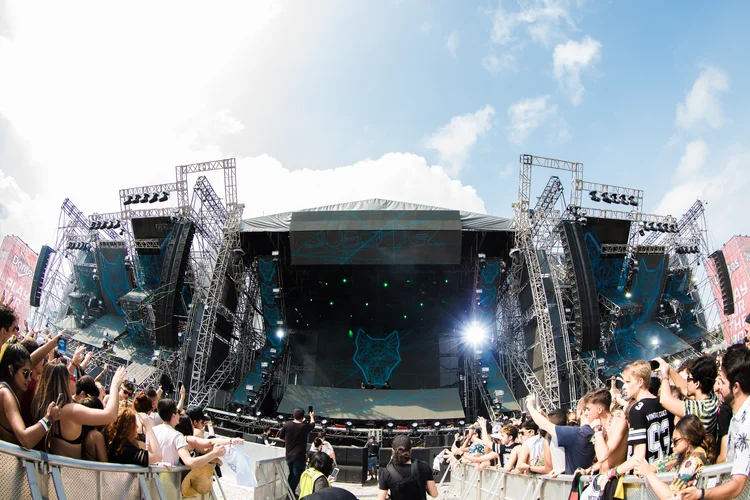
left=150, top=412, right=163, bottom=426
left=152, top=424, right=189, bottom=466
left=728, top=395, right=750, bottom=477
left=549, top=436, right=566, bottom=472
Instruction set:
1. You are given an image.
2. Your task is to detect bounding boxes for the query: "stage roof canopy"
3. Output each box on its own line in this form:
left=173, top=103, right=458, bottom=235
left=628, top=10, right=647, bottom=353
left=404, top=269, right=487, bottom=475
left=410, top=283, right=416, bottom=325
left=240, top=198, right=514, bottom=233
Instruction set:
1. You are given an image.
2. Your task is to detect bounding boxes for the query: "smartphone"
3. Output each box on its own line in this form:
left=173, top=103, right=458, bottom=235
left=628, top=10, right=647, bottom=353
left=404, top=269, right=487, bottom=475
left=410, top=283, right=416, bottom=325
left=650, top=360, right=660, bottom=371
left=56, top=393, right=65, bottom=406
left=330, top=467, right=339, bottom=479
left=178, top=382, right=183, bottom=391
left=308, top=405, right=313, bottom=414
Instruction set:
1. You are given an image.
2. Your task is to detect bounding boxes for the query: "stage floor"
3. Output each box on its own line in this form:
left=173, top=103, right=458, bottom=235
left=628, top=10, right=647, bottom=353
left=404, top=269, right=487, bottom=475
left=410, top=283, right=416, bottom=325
left=277, top=385, right=465, bottom=421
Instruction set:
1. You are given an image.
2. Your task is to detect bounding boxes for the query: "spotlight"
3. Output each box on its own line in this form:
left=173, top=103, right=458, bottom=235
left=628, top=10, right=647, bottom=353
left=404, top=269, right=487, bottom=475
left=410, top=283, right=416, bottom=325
left=158, top=191, right=169, bottom=202
left=321, top=419, right=328, bottom=425
left=346, top=421, right=353, bottom=427
left=589, top=190, right=601, bottom=202
left=610, top=193, right=621, bottom=204
left=278, top=415, right=284, bottom=420
left=123, top=195, right=134, bottom=206
left=276, top=329, right=285, bottom=339
left=140, top=193, right=150, bottom=204
left=639, top=229, right=646, bottom=237
left=113, top=220, right=121, bottom=229
left=256, top=411, right=262, bottom=416
left=619, top=194, right=629, bottom=204
left=628, top=195, right=638, bottom=206
left=656, top=223, right=665, bottom=232
left=625, top=292, right=632, bottom=298
left=458, top=420, right=465, bottom=426
left=434, top=421, right=441, bottom=427
left=651, top=338, right=659, bottom=346
left=411, top=422, right=419, bottom=428
left=387, top=422, right=394, bottom=428
left=132, top=194, right=141, bottom=203
left=509, top=248, right=521, bottom=261
left=463, top=323, right=485, bottom=345
left=601, top=193, right=612, bottom=204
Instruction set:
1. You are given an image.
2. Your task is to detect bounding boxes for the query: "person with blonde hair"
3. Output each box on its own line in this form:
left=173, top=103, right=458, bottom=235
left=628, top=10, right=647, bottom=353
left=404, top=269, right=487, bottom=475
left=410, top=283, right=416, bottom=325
left=613, top=360, right=671, bottom=477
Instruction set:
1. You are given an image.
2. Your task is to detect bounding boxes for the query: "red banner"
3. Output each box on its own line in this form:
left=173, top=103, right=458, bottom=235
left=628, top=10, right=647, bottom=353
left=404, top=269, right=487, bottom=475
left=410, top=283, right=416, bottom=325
left=0, top=235, right=38, bottom=323
left=708, top=236, right=750, bottom=343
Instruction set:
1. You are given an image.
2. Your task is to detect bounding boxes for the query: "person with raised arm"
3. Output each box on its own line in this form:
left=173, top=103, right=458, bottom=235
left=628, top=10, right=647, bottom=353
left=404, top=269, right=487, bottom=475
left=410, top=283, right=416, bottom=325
left=680, top=345, right=750, bottom=500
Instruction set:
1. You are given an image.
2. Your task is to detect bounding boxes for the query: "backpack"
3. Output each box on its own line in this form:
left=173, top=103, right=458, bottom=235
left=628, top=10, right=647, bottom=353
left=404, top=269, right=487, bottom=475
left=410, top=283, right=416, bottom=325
left=386, top=461, right=425, bottom=499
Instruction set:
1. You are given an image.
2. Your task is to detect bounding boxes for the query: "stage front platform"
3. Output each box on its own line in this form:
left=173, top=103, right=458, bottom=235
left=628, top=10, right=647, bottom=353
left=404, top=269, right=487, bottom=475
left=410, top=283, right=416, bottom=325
left=278, top=385, right=465, bottom=421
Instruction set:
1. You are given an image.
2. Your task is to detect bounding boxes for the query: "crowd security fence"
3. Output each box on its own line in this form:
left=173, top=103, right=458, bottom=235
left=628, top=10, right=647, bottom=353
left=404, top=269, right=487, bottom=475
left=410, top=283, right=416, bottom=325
left=438, top=461, right=750, bottom=500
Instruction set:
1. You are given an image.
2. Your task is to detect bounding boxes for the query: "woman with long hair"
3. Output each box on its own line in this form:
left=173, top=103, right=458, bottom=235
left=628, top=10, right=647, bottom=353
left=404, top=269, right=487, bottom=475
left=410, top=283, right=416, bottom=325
left=0, top=343, right=60, bottom=448
left=378, top=435, right=438, bottom=500
left=299, top=451, right=334, bottom=497
left=103, top=406, right=164, bottom=466
left=634, top=414, right=714, bottom=499
left=174, top=415, right=243, bottom=457
left=31, top=361, right=126, bottom=459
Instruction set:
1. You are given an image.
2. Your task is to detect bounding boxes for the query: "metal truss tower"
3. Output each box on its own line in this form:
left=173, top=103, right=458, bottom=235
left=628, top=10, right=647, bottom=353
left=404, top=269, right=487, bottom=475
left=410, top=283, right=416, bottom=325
left=187, top=203, right=245, bottom=408
left=30, top=199, right=94, bottom=330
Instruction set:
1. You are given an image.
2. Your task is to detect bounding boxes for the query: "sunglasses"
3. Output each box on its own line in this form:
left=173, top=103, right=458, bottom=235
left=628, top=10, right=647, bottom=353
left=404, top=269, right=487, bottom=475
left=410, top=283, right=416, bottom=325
left=19, top=369, right=32, bottom=379
left=686, top=376, right=694, bottom=383
left=672, top=437, right=684, bottom=447
left=123, top=389, right=133, bottom=397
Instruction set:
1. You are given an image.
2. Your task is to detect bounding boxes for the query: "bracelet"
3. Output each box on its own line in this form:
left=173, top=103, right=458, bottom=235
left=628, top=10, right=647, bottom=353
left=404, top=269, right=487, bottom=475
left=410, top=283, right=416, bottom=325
left=39, top=417, right=50, bottom=433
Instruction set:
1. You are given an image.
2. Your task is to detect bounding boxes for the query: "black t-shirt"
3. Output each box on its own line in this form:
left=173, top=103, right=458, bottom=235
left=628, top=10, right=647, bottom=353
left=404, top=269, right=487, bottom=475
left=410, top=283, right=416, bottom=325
left=109, top=441, right=148, bottom=467
left=716, top=403, right=732, bottom=456
left=278, top=420, right=315, bottom=462
left=379, top=460, right=432, bottom=500
left=366, top=442, right=380, bottom=457
left=627, top=397, right=671, bottom=464
left=499, top=442, right=518, bottom=467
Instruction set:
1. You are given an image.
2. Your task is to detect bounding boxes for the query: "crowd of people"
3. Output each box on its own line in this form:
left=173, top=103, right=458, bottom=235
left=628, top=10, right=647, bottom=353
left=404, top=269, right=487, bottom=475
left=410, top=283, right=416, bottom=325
left=0, top=293, right=247, bottom=497
left=435, top=344, right=750, bottom=500
left=6, top=287, right=750, bottom=499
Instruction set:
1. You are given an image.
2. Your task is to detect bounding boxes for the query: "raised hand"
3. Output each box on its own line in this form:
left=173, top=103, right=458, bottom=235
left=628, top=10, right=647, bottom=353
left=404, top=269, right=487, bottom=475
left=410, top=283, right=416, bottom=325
left=111, top=366, right=127, bottom=388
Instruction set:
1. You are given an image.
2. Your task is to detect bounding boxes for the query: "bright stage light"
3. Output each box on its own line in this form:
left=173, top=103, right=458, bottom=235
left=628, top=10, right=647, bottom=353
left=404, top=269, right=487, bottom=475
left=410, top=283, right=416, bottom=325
left=464, top=323, right=485, bottom=344
left=276, top=329, right=285, bottom=339
left=625, top=292, right=632, bottom=298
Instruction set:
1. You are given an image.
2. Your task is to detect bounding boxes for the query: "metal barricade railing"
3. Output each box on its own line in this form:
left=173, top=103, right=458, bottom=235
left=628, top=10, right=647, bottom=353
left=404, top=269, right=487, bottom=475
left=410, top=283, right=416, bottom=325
left=440, top=462, right=745, bottom=500
left=0, top=438, right=289, bottom=500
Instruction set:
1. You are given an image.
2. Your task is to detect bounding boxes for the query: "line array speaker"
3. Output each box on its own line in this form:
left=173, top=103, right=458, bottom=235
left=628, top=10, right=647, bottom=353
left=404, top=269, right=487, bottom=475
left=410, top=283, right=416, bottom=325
left=559, top=221, right=601, bottom=352
left=154, top=221, right=195, bottom=347
left=29, top=245, right=55, bottom=308
left=709, top=250, right=735, bottom=316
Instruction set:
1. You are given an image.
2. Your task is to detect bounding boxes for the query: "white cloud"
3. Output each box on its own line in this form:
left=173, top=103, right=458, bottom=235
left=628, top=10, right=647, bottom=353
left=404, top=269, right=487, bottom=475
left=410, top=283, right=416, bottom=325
left=656, top=150, right=750, bottom=245
left=675, top=66, right=730, bottom=130
left=553, top=36, right=601, bottom=105
left=446, top=31, right=460, bottom=57
left=424, top=105, right=496, bottom=176
left=491, top=0, right=576, bottom=48
left=482, top=52, right=516, bottom=74
left=238, top=153, right=487, bottom=218
left=675, top=139, right=708, bottom=178
left=507, top=96, right=557, bottom=144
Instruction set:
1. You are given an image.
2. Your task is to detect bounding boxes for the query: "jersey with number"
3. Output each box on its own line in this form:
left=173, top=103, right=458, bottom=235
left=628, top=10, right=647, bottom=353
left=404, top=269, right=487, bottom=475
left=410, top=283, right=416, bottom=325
left=627, top=397, right=671, bottom=464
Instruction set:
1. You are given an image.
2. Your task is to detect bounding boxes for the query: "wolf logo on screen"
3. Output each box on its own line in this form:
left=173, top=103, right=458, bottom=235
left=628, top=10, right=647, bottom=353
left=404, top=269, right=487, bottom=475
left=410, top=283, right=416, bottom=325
left=352, top=329, right=401, bottom=386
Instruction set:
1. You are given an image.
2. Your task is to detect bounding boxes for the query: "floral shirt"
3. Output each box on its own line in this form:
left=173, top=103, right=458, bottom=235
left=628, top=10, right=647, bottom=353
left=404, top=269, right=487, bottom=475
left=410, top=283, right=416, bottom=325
left=654, top=446, right=707, bottom=493
left=727, top=395, right=750, bottom=477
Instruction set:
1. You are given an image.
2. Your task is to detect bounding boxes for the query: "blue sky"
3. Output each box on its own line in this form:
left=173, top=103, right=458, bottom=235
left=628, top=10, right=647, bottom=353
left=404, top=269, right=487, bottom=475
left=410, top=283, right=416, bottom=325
left=0, top=0, right=749, bottom=250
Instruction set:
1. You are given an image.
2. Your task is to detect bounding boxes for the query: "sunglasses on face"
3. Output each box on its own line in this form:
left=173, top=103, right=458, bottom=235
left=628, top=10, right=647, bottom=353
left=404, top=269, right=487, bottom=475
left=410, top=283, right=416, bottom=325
left=686, top=376, right=694, bottom=382
left=19, top=369, right=32, bottom=379
left=123, top=389, right=133, bottom=397
left=672, top=437, right=684, bottom=447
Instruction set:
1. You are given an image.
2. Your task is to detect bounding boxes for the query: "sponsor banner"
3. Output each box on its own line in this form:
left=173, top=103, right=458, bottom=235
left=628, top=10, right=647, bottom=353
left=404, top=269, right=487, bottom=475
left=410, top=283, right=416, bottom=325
left=709, top=236, right=750, bottom=343
left=0, top=235, right=39, bottom=322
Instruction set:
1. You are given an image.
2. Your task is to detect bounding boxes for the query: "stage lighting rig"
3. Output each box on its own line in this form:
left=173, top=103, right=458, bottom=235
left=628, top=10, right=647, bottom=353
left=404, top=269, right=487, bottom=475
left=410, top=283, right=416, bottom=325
left=589, top=190, right=601, bottom=202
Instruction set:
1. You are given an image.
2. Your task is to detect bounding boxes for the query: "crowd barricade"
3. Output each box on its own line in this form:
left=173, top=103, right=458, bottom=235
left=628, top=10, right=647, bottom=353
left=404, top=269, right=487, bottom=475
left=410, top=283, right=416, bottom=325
left=0, top=438, right=289, bottom=500
left=439, top=461, right=747, bottom=500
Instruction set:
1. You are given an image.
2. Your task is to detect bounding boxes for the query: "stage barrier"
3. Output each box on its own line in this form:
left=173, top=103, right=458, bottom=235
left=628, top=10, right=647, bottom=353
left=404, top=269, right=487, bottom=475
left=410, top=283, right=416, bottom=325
left=439, top=461, right=749, bottom=500
left=0, top=438, right=289, bottom=500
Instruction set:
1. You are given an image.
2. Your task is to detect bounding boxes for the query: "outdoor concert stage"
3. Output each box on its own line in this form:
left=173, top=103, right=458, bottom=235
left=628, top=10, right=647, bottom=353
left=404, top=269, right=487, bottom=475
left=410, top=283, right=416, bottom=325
left=236, top=199, right=518, bottom=422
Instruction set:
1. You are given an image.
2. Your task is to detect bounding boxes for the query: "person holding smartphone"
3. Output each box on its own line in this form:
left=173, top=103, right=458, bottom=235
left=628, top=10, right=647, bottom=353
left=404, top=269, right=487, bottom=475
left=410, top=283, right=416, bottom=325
left=278, top=407, right=316, bottom=494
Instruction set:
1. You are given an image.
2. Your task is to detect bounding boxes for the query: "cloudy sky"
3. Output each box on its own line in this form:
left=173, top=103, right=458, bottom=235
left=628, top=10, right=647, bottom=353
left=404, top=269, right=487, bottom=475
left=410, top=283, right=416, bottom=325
left=1, top=0, right=749, bottom=251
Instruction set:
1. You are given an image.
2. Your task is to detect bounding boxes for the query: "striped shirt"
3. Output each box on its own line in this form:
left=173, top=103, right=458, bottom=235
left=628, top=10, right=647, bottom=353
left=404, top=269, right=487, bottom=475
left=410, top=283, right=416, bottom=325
left=684, top=393, right=719, bottom=435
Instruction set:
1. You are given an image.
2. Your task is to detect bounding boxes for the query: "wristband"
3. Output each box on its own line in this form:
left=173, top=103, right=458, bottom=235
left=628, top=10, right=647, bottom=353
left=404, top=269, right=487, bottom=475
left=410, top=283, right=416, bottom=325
left=39, top=417, right=50, bottom=433
left=700, top=488, right=705, bottom=500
